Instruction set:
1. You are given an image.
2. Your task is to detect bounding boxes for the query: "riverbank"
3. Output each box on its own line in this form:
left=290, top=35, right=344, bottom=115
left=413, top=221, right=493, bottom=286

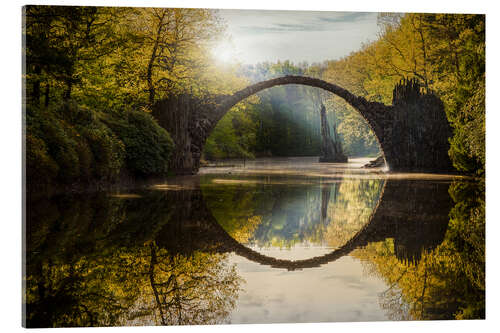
left=199, top=156, right=467, bottom=181
left=26, top=156, right=471, bottom=200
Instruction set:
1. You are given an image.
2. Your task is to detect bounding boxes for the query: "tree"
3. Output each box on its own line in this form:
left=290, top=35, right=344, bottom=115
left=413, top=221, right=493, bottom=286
left=119, top=8, right=223, bottom=105
left=24, top=6, right=126, bottom=104
left=320, top=13, right=485, bottom=172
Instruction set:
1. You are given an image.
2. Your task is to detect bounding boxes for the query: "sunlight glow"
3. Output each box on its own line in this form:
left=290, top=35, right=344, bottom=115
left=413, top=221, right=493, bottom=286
left=211, top=40, right=239, bottom=64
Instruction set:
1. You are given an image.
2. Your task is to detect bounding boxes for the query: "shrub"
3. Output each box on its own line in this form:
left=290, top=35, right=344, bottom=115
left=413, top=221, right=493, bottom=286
left=80, top=126, right=125, bottom=181
left=25, top=133, right=59, bottom=185
left=27, top=107, right=81, bottom=183
left=100, top=110, right=174, bottom=176
left=448, top=79, right=485, bottom=175
left=26, top=102, right=126, bottom=186
left=25, top=102, right=174, bottom=190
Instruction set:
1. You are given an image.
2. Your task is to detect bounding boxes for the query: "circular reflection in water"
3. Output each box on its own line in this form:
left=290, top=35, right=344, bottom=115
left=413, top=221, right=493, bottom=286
left=201, top=174, right=386, bottom=261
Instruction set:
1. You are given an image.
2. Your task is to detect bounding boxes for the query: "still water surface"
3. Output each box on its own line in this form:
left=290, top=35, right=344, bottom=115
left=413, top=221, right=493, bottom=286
left=24, top=157, right=485, bottom=327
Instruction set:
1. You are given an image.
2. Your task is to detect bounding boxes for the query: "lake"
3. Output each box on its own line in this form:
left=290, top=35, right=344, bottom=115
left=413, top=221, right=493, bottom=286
left=23, top=157, right=485, bottom=327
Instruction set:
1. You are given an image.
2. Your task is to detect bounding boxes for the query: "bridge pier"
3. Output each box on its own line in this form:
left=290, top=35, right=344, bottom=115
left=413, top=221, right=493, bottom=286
left=152, top=94, right=214, bottom=174
left=383, top=79, right=453, bottom=172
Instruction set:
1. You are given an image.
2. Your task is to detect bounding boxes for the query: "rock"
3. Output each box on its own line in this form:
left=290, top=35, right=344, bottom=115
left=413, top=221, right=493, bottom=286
left=319, top=103, right=348, bottom=163
left=364, top=155, right=386, bottom=168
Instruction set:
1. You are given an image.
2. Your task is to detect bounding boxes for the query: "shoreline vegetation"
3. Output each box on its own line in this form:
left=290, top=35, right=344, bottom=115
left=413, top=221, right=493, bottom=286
left=24, top=7, right=485, bottom=194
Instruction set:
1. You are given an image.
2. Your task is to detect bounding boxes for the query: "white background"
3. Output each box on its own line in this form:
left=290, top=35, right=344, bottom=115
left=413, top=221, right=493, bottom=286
left=1, top=0, right=498, bottom=332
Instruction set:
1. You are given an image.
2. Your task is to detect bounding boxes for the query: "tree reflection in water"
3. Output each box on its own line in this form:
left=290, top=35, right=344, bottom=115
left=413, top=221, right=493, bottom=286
left=203, top=175, right=484, bottom=320
left=202, top=176, right=385, bottom=248
left=24, top=176, right=485, bottom=326
left=24, top=189, right=242, bottom=327
left=145, top=244, right=241, bottom=325
left=353, top=180, right=485, bottom=320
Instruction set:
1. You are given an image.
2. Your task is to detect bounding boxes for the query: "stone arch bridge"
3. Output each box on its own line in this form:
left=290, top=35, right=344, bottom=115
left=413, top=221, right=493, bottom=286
left=152, top=76, right=452, bottom=174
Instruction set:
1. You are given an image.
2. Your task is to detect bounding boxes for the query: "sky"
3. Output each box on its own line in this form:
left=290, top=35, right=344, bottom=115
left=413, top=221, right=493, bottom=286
left=228, top=248, right=388, bottom=323
left=213, top=10, right=381, bottom=65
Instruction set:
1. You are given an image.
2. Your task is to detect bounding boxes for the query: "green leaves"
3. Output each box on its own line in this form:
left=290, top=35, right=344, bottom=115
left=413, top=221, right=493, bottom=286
left=26, top=103, right=127, bottom=186
left=100, top=110, right=174, bottom=176
left=26, top=101, right=175, bottom=190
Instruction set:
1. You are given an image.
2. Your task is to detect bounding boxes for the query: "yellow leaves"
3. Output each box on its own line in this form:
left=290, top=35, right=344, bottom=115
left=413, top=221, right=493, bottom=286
left=351, top=188, right=485, bottom=321
left=324, top=180, right=384, bottom=248
left=197, top=62, right=250, bottom=96
left=230, top=215, right=262, bottom=243
left=70, top=7, right=227, bottom=104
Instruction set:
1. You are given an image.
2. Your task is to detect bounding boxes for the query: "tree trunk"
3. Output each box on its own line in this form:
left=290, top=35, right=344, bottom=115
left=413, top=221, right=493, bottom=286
left=147, top=16, right=165, bottom=106
left=32, top=65, right=41, bottom=105
left=44, top=83, right=50, bottom=107
left=63, top=79, right=72, bottom=100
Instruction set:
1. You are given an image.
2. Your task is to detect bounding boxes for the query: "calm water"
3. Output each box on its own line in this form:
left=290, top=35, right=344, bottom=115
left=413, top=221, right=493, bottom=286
left=23, top=157, right=485, bottom=327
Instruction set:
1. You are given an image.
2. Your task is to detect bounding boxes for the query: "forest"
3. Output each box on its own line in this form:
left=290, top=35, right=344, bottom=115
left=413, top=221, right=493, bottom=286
left=24, top=7, right=485, bottom=191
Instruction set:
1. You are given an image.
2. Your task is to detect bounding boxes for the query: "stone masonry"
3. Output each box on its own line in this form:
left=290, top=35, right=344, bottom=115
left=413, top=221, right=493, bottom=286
left=153, top=76, right=452, bottom=174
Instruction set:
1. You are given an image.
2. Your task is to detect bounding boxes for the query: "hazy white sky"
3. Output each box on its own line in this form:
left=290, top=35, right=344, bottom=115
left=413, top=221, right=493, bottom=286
left=214, top=9, right=381, bottom=65
left=228, top=247, right=389, bottom=323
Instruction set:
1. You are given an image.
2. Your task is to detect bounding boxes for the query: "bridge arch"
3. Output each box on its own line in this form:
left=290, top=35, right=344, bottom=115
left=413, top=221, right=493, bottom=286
left=207, top=213, right=379, bottom=271
left=211, top=75, right=390, bottom=166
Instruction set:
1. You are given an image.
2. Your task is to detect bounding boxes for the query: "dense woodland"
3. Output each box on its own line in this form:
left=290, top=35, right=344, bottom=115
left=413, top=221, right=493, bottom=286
left=24, top=6, right=248, bottom=188
left=24, top=7, right=485, bottom=190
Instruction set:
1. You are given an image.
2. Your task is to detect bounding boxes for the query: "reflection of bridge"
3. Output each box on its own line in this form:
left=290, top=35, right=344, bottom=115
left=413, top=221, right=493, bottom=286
left=155, top=179, right=452, bottom=270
